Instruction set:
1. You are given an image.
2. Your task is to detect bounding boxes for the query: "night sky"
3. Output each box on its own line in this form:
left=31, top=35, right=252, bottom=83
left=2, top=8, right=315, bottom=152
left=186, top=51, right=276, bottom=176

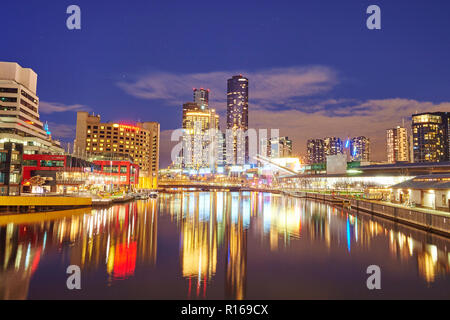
left=2, top=0, right=450, bottom=166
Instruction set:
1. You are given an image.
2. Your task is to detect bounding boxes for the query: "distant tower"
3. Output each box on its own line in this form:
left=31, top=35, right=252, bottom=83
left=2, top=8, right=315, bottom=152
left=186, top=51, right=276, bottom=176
left=307, top=139, right=325, bottom=164
left=386, top=126, right=409, bottom=163
left=226, top=75, right=249, bottom=165
left=412, top=112, right=449, bottom=163
left=350, top=136, right=370, bottom=162
left=193, top=88, right=209, bottom=110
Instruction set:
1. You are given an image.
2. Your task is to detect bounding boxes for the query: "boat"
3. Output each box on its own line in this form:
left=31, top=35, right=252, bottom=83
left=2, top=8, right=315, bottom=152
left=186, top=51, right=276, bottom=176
left=136, top=193, right=149, bottom=200
left=149, top=191, right=158, bottom=199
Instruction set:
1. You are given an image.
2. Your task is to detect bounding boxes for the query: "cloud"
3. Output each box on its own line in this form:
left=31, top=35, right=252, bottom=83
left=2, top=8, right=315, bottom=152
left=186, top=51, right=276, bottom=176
left=249, top=98, right=450, bottom=162
left=118, top=66, right=450, bottom=165
left=39, top=101, right=91, bottom=114
left=117, top=66, right=338, bottom=111
left=46, top=122, right=76, bottom=140
left=158, top=98, right=450, bottom=166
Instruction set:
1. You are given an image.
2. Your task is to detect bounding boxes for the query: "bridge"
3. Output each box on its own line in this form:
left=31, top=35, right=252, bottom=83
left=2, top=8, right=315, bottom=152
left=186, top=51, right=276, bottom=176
left=158, top=180, right=281, bottom=193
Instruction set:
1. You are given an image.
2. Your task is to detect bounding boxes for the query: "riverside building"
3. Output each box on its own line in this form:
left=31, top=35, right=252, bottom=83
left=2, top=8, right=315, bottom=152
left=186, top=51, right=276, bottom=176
left=74, top=111, right=160, bottom=189
left=0, top=61, right=63, bottom=155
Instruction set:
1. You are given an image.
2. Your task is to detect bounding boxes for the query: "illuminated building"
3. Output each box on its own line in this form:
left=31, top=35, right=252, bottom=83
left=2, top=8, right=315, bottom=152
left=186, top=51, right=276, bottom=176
left=193, top=88, right=209, bottom=110
left=386, top=126, right=409, bottom=163
left=324, top=136, right=343, bottom=156
left=21, top=154, right=139, bottom=193
left=350, top=136, right=370, bottom=162
left=263, top=136, right=293, bottom=158
left=227, top=75, right=249, bottom=165
left=74, top=111, right=160, bottom=189
left=181, top=90, right=220, bottom=170
left=0, top=142, right=23, bottom=195
left=307, top=138, right=325, bottom=164
left=93, top=159, right=140, bottom=190
left=0, top=62, right=63, bottom=154
left=182, top=102, right=201, bottom=129
left=412, top=112, right=449, bottom=163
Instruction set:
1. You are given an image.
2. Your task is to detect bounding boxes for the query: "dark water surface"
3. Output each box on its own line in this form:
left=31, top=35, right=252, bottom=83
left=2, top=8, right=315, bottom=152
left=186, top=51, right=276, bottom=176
left=0, top=192, right=449, bottom=299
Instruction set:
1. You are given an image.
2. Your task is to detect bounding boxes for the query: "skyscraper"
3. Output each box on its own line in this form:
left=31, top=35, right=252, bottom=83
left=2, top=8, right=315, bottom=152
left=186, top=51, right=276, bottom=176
left=307, top=139, right=325, bottom=164
left=350, top=136, right=370, bottom=162
left=193, top=88, right=209, bottom=110
left=412, top=112, right=449, bottom=163
left=324, top=137, right=343, bottom=156
left=386, top=126, right=409, bottom=163
left=268, top=136, right=293, bottom=158
left=182, top=102, right=201, bottom=129
left=181, top=90, right=220, bottom=170
left=227, top=75, right=249, bottom=165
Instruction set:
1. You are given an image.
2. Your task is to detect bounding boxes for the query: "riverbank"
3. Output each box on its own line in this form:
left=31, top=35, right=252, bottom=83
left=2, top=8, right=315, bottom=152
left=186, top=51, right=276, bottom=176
left=0, top=193, right=139, bottom=215
left=281, top=190, right=450, bottom=237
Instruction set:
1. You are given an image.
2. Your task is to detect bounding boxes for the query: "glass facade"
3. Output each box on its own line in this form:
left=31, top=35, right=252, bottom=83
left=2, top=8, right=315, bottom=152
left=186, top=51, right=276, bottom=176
left=412, top=112, right=449, bottom=163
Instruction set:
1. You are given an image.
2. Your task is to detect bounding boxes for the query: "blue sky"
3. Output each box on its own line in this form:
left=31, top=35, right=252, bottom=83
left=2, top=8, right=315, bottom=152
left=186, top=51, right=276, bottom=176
left=2, top=0, right=450, bottom=166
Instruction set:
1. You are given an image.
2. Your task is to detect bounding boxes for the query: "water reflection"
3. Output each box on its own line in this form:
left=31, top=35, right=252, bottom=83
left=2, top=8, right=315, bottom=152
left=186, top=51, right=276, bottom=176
left=0, top=192, right=449, bottom=299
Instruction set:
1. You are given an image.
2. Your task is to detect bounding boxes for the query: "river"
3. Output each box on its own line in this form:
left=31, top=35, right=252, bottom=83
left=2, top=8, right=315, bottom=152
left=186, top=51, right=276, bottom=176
left=0, top=192, right=449, bottom=299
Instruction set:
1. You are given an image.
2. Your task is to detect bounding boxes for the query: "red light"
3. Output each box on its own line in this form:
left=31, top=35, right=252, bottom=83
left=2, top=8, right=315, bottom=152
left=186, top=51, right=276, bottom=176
left=119, top=124, right=139, bottom=131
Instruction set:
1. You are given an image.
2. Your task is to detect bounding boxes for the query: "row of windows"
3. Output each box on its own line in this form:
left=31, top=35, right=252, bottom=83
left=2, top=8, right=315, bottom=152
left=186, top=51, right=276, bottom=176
left=0, top=97, right=17, bottom=103
left=23, top=160, right=64, bottom=167
left=21, top=90, right=38, bottom=104
left=0, top=88, right=18, bottom=93
left=102, top=166, right=129, bottom=173
left=87, top=125, right=148, bottom=135
left=1, top=106, right=17, bottom=111
left=40, top=160, right=64, bottom=167
left=20, top=99, right=38, bottom=113
left=86, top=135, right=147, bottom=143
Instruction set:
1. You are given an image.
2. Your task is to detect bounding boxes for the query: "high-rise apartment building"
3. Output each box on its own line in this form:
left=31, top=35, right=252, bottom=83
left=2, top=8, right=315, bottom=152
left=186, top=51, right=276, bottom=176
left=307, top=139, right=325, bottom=164
left=268, top=136, right=293, bottom=158
left=227, top=75, right=249, bottom=165
left=412, top=112, right=449, bottom=163
left=74, top=111, right=160, bottom=188
left=350, top=136, right=370, bottom=162
left=193, top=88, right=209, bottom=110
left=386, top=126, right=409, bottom=163
left=0, top=62, right=63, bottom=154
left=181, top=91, right=220, bottom=170
left=324, top=137, right=343, bottom=156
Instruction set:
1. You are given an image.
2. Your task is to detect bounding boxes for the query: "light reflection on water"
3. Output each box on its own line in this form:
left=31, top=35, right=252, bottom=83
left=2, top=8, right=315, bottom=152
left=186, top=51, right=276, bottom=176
left=0, top=192, right=449, bottom=299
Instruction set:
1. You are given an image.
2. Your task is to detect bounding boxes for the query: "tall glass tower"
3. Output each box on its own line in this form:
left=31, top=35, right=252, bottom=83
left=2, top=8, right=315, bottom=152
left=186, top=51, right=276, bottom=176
left=226, top=75, right=249, bottom=165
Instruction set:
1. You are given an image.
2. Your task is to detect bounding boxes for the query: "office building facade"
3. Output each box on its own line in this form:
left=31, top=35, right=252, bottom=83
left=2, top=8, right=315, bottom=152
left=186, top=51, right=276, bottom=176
left=0, top=62, right=63, bottom=154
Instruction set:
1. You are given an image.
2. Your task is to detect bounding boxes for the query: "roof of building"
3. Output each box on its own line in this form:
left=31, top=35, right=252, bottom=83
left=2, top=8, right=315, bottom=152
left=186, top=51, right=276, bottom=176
left=391, top=173, right=450, bottom=190
left=360, top=161, right=450, bottom=170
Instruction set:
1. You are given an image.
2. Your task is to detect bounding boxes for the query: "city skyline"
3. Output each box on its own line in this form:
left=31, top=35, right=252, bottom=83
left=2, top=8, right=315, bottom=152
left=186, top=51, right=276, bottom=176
left=1, top=0, right=450, bottom=303
left=2, top=1, right=450, bottom=168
